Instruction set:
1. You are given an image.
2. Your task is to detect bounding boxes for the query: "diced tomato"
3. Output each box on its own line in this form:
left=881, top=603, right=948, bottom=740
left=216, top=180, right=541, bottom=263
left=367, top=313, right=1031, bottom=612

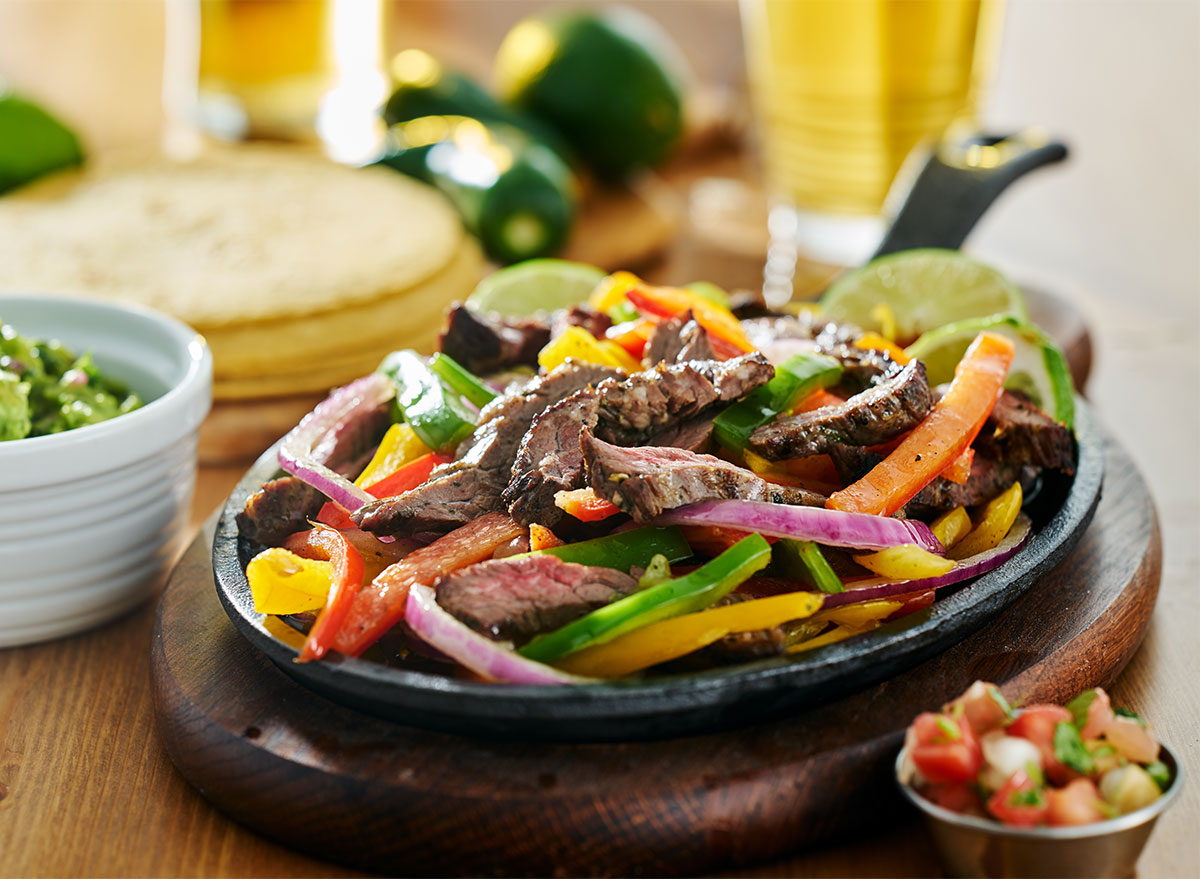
left=986, top=770, right=1048, bottom=827
left=1046, top=778, right=1108, bottom=826
left=909, top=712, right=983, bottom=784
left=1079, top=687, right=1115, bottom=740
left=924, top=782, right=981, bottom=815
left=947, top=681, right=1012, bottom=735
left=1008, top=704, right=1074, bottom=782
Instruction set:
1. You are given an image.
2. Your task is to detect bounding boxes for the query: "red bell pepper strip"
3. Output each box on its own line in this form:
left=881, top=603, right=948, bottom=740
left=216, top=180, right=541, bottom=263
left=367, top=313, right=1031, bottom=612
left=827, top=332, right=1014, bottom=516
left=316, top=452, right=452, bottom=528
left=293, top=525, right=365, bottom=663
left=330, top=512, right=524, bottom=657
left=606, top=319, right=656, bottom=361
left=555, top=487, right=622, bottom=522
left=625, top=287, right=754, bottom=357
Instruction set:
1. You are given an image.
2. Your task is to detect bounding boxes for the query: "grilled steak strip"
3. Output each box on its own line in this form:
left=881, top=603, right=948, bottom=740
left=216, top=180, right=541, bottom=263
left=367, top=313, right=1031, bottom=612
left=643, top=311, right=716, bottom=366
left=353, top=361, right=624, bottom=536
left=749, top=359, right=933, bottom=460
left=551, top=304, right=613, bottom=341
left=438, top=304, right=550, bottom=375
left=434, top=554, right=638, bottom=642
left=583, top=433, right=825, bottom=521
left=974, top=390, right=1076, bottom=473
left=503, top=354, right=774, bottom=526
left=236, top=402, right=390, bottom=544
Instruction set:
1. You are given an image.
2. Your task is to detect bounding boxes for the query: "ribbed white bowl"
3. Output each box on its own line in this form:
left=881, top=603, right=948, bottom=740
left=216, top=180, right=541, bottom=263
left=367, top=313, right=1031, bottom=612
left=0, top=295, right=211, bottom=647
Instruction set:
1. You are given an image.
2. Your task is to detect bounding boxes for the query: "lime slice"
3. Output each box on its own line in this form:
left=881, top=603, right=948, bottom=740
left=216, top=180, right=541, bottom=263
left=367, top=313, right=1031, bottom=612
left=906, top=314, right=1075, bottom=428
left=0, top=92, right=83, bottom=194
left=821, top=249, right=1028, bottom=344
left=465, top=259, right=606, bottom=317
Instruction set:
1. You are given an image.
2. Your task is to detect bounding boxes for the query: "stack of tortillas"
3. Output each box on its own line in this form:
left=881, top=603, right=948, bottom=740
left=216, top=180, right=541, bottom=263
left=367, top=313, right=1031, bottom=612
left=0, top=145, right=484, bottom=404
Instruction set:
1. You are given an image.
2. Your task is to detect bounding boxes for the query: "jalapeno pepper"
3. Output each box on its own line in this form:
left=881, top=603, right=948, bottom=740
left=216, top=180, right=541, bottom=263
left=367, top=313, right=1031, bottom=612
left=428, top=352, right=497, bottom=409
left=713, top=352, right=843, bottom=452
left=519, top=533, right=771, bottom=663
left=378, top=350, right=477, bottom=452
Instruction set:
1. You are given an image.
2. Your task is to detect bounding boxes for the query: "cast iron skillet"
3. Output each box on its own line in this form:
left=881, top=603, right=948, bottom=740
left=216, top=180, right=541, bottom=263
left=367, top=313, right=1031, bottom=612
left=212, top=128, right=1089, bottom=742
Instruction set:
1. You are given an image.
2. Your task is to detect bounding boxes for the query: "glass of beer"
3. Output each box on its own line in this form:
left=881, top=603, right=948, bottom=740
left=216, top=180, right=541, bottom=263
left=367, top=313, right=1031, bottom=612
left=196, top=0, right=386, bottom=161
left=741, top=0, right=1003, bottom=272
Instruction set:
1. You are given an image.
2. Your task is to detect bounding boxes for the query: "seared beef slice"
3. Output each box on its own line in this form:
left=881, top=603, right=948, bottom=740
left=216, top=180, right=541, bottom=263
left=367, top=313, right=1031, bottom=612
left=435, top=554, right=637, bottom=642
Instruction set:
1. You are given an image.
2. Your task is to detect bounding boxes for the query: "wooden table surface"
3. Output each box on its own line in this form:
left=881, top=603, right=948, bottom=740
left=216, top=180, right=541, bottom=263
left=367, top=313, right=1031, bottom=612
left=1, top=3, right=1197, bottom=876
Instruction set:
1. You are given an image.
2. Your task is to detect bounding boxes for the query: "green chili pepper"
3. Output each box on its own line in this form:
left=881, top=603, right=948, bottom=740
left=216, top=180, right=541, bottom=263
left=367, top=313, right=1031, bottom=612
left=429, top=352, right=497, bottom=409
left=531, top=525, right=691, bottom=572
left=713, top=352, right=843, bottom=452
left=378, top=350, right=476, bottom=451
left=774, top=538, right=844, bottom=593
left=519, top=533, right=771, bottom=663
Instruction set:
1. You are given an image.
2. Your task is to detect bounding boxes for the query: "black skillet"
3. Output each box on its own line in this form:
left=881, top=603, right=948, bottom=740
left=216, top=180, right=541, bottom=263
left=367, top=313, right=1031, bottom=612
left=212, top=129, right=1088, bottom=742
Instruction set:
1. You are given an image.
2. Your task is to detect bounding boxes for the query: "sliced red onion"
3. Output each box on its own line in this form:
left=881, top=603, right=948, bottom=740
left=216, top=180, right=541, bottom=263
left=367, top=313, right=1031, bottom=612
left=822, top=515, right=1033, bottom=607
left=654, top=499, right=943, bottom=553
left=405, top=584, right=593, bottom=685
left=278, top=373, right=393, bottom=513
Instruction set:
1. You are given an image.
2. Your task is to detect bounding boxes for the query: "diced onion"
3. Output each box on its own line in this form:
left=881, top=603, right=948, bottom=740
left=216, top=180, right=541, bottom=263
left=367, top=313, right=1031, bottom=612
left=653, top=499, right=943, bottom=554
left=822, top=515, right=1033, bottom=608
left=404, top=584, right=593, bottom=685
left=278, top=373, right=393, bottom=513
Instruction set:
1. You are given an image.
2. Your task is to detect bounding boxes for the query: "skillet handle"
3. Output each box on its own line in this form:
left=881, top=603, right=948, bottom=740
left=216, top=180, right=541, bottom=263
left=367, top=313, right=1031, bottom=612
left=871, top=128, right=1068, bottom=260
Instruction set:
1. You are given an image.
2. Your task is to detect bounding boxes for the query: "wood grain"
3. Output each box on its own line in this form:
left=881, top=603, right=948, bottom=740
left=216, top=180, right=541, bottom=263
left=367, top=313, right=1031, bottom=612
left=145, top=434, right=1157, bottom=877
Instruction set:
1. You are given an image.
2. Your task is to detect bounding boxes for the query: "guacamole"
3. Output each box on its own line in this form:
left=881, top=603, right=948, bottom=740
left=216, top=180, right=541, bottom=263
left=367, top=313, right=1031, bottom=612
left=0, top=319, right=141, bottom=440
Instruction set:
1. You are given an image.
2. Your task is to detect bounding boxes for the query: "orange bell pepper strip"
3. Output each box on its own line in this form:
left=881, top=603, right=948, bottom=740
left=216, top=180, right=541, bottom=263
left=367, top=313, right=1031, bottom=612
left=791, top=388, right=845, bottom=414
left=316, top=451, right=452, bottom=528
left=606, top=319, right=656, bottom=361
left=554, top=487, right=622, bottom=522
left=293, top=525, right=365, bottom=663
left=854, top=332, right=911, bottom=364
left=330, top=512, right=524, bottom=657
left=625, top=287, right=754, bottom=357
left=827, top=332, right=1014, bottom=517
left=529, top=523, right=565, bottom=551
left=940, top=446, right=974, bottom=484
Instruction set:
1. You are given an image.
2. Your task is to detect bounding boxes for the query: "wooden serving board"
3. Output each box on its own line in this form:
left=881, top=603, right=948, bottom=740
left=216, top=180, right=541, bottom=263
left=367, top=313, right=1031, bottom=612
left=151, top=431, right=1159, bottom=878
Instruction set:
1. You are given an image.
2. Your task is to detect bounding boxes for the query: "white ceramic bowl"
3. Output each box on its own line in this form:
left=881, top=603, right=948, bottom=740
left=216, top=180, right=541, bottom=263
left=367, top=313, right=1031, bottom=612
left=0, top=295, right=212, bottom=646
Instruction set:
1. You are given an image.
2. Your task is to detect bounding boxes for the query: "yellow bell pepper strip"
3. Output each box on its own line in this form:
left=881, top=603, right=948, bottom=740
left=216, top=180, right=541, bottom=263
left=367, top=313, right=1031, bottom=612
left=532, top=524, right=692, bottom=572
left=598, top=340, right=642, bottom=372
left=854, top=545, right=955, bottom=580
left=625, top=286, right=754, bottom=358
left=788, top=621, right=882, bottom=654
left=354, top=423, right=431, bottom=488
left=247, top=548, right=333, bottom=615
left=871, top=303, right=900, bottom=342
left=588, top=270, right=642, bottom=314
left=713, top=352, right=843, bottom=452
left=554, top=486, right=622, bottom=522
left=378, top=350, right=477, bottom=452
left=318, top=451, right=451, bottom=528
left=538, top=325, right=635, bottom=372
left=294, top=525, right=366, bottom=663
left=262, top=615, right=308, bottom=650
left=774, top=538, right=845, bottom=593
left=827, top=332, right=1015, bottom=517
left=330, top=512, right=524, bottom=657
left=553, top=590, right=825, bottom=677
left=855, top=332, right=911, bottom=364
left=519, top=534, right=772, bottom=663
left=811, top=598, right=905, bottom=628
left=528, top=523, right=564, bottom=552
left=940, top=446, right=974, bottom=485
left=428, top=352, right=497, bottom=409
left=931, top=506, right=972, bottom=551
left=949, top=481, right=1023, bottom=560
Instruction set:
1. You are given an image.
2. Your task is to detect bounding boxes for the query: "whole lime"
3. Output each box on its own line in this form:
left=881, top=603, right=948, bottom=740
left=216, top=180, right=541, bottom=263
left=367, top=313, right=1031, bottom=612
left=0, top=92, right=83, bottom=195
left=495, top=7, right=686, bottom=181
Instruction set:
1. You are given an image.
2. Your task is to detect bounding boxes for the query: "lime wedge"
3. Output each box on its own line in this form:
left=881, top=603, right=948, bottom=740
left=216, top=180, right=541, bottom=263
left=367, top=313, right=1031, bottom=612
left=0, top=92, right=83, bottom=194
left=465, top=258, right=607, bottom=317
left=821, top=249, right=1028, bottom=344
left=906, top=314, right=1075, bottom=428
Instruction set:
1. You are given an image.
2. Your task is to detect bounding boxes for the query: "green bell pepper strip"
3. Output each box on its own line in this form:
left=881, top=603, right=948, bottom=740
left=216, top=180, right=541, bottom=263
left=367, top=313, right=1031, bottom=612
left=775, top=538, right=845, bottom=594
left=713, top=352, right=843, bottom=452
left=378, top=350, right=476, bottom=452
left=429, top=352, right=498, bottom=408
left=519, top=533, right=772, bottom=663
left=530, top=526, right=691, bottom=572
